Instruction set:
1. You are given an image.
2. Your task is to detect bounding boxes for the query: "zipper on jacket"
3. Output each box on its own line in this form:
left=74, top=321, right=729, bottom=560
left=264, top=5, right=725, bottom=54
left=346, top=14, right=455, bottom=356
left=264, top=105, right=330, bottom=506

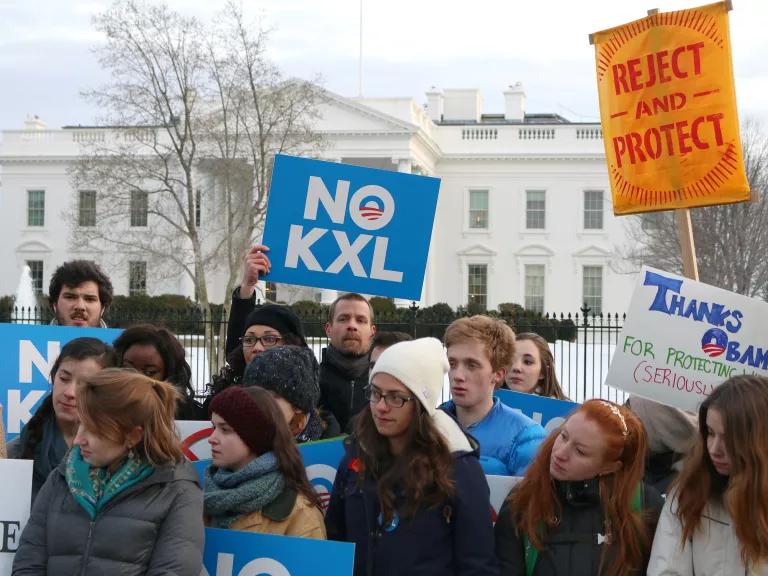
left=79, top=521, right=96, bottom=576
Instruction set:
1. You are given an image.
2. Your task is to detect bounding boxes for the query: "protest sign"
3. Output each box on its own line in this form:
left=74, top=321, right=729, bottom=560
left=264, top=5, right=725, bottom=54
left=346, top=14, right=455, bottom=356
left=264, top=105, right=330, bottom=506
left=202, top=527, right=354, bottom=576
left=0, top=460, right=33, bottom=572
left=487, top=475, right=521, bottom=522
left=261, top=154, right=441, bottom=300
left=177, top=420, right=213, bottom=461
left=604, top=265, right=768, bottom=411
left=0, top=324, right=121, bottom=441
left=496, top=389, right=579, bottom=433
left=592, top=2, right=749, bottom=215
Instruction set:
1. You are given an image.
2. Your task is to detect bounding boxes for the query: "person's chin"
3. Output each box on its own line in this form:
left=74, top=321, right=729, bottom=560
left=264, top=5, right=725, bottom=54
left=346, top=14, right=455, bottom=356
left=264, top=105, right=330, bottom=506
left=340, top=342, right=364, bottom=356
left=550, top=461, right=568, bottom=480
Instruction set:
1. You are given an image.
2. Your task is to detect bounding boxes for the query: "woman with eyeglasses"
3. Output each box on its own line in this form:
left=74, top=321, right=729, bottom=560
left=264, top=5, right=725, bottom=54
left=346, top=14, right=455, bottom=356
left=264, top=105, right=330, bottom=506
left=204, top=303, right=309, bottom=410
left=325, top=337, right=498, bottom=576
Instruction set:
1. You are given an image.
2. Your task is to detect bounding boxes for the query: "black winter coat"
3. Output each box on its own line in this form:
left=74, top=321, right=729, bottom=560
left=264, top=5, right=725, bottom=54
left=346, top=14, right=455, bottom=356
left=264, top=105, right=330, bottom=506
left=325, top=439, right=499, bottom=576
left=12, top=458, right=204, bottom=576
left=494, top=479, right=663, bottom=576
left=319, top=346, right=370, bottom=432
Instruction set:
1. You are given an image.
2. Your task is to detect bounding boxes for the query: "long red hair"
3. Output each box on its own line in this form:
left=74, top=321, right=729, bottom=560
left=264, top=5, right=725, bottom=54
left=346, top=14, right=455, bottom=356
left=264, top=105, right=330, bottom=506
left=507, top=399, right=648, bottom=576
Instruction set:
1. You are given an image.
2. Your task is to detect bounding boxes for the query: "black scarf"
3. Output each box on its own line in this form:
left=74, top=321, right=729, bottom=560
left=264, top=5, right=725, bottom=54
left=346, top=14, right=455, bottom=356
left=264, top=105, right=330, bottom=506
left=324, top=344, right=369, bottom=378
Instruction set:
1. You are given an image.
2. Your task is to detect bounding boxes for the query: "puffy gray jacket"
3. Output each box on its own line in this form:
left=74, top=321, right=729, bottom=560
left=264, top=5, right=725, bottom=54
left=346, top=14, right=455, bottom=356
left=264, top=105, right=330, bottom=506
left=647, top=493, right=768, bottom=576
left=12, top=458, right=204, bottom=576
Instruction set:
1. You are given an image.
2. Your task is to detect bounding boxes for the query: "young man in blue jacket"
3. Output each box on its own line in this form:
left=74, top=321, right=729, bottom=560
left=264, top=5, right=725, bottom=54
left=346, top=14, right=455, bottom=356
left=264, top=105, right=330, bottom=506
left=441, top=315, right=546, bottom=476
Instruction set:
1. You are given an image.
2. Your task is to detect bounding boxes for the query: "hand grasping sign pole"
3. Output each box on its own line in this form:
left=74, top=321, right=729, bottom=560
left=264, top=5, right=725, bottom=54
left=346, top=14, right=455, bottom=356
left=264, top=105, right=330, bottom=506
left=589, top=1, right=749, bottom=281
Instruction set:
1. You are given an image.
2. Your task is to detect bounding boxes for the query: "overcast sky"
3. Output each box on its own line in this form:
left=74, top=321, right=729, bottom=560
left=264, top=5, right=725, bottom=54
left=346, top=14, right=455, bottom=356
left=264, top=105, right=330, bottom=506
left=1, top=0, right=766, bottom=129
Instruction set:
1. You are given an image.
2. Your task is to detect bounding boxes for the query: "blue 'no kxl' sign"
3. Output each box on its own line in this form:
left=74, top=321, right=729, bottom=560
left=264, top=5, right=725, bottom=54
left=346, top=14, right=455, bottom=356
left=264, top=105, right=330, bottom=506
left=261, top=155, right=441, bottom=301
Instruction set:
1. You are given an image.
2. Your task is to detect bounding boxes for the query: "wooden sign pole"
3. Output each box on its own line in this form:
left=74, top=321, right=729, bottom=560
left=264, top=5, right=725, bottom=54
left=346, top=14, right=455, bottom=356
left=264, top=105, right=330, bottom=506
left=675, top=209, right=699, bottom=281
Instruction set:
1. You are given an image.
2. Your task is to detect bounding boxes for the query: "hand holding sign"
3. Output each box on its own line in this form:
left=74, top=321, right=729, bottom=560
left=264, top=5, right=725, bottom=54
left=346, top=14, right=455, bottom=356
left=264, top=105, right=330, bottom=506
left=240, top=245, right=271, bottom=299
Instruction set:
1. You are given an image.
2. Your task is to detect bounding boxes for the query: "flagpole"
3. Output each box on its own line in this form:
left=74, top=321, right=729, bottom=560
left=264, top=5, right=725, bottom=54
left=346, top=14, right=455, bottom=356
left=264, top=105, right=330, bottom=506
left=358, top=0, right=363, bottom=97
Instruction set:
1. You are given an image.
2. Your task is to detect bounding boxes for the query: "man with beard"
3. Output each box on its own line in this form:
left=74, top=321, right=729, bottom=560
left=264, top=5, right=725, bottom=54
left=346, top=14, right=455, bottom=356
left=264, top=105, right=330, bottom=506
left=320, top=292, right=376, bottom=432
left=48, top=260, right=113, bottom=327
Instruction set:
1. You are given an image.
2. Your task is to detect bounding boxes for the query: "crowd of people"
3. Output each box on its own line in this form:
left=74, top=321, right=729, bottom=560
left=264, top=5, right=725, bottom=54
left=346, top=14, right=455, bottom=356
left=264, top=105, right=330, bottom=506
left=3, top=253, right=767, bottom=575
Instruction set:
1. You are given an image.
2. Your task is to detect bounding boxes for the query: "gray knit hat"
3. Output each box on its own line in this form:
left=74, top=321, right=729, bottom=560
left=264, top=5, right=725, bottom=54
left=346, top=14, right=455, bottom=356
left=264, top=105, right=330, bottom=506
left=242, top=346, right=320, bottom=413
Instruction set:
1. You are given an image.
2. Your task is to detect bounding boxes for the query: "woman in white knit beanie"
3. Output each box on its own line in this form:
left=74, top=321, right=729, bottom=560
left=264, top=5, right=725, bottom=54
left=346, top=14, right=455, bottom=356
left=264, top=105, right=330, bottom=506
left=325, top=337, right=499, bottom=576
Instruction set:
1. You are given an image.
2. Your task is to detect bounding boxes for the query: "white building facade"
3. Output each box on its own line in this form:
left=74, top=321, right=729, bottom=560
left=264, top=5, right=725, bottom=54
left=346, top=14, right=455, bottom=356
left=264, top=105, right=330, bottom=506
left=0, top=85, right=639, bottom=314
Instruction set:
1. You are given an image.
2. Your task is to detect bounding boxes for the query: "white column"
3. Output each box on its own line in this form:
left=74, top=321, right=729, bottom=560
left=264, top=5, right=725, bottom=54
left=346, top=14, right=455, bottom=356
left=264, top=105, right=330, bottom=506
left=395, top=157, right=413, bottom=308
left=320, top=289, right=338, bottom=305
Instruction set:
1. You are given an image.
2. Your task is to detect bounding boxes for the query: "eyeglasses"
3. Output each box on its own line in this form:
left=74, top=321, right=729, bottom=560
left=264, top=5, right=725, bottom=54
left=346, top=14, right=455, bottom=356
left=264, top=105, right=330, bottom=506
left=367, top=385, right=414, bottom=409
left=240, top=334, right=283, bottom=348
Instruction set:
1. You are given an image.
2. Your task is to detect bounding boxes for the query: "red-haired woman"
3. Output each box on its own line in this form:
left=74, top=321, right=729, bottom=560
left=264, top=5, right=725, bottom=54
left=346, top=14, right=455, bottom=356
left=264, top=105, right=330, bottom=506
left=495, top=399, right=663, bottom=576
left=13, top=369, right=203, bottom=575
left=648, top=375, right=768, bottom=575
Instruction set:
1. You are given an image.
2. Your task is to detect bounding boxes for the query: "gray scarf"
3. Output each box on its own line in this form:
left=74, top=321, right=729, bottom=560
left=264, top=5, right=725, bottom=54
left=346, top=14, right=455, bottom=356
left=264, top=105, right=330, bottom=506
left=204, top=451, right=285, bottom=529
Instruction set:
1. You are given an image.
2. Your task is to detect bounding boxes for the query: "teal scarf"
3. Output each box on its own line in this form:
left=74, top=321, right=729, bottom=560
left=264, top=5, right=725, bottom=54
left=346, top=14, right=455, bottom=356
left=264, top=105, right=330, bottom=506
left=65, top=446, right=155, bottom=519
left=204, top=451, right=285, bottom=529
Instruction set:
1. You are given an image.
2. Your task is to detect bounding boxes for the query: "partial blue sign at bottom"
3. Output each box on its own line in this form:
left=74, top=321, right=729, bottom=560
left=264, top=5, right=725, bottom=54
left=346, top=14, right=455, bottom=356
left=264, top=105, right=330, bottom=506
left=202, top=527, right=354, bottom=576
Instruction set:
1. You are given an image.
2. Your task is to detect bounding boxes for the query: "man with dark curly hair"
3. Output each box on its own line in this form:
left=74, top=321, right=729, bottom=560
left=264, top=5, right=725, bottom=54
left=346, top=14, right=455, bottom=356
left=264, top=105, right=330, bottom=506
left=48, top=260, right=113, bottom=327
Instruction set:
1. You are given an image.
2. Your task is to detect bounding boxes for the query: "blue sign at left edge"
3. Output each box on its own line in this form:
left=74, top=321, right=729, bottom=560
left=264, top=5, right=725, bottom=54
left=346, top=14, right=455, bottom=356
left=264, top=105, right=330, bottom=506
left=1, top=323, right=122, bottom=441
left=261, top=154, right=441, bottom=301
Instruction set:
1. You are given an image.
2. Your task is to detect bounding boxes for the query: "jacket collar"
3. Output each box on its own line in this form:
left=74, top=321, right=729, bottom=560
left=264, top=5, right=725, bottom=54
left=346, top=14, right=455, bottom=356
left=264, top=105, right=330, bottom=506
left=261, top=486, right=299, bottom=521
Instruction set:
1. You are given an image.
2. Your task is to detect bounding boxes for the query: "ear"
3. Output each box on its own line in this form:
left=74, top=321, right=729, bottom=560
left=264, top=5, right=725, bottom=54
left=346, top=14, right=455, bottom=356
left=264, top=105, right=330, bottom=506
left=491, top=367, right=506, bottom=389
left=125, top=425, right=144, bottom=449
left=599, top=460, right=623, bottom=476
left=370, top=324, right=377, bottom=336
left=324, top=322, right=332, bottom=338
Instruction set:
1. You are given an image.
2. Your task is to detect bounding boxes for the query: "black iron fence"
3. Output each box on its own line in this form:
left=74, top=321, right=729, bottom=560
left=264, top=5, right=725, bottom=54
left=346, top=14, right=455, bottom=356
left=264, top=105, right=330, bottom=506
left=4, top=305, right=626, bottom=403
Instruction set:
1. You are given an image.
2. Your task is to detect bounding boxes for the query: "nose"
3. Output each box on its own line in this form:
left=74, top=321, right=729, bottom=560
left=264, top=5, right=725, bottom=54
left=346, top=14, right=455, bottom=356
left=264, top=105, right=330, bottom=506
left=372, top=395, right=390, bottom=412
left=511, top=358, right=522, bottom=372
left=208, top=432, right=218, bottom=446
left=63, top=381, right=76, bottom=399
left=74, top=424, right=86, bottom=446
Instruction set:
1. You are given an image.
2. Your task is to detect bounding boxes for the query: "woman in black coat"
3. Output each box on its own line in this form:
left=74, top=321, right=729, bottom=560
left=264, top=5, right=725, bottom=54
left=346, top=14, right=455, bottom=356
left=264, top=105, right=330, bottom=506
left=494, top=399, right=663, bottom=576
left=325, top=338, right=498, bottom=576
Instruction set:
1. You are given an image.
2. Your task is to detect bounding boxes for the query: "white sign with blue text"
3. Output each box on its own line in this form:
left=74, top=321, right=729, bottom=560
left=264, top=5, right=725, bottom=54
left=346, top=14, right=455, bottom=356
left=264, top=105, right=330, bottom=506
left=605, top=266, right=768, bottom=411
left=261, top=155, right=441, bottom=300
left=0, top=324, right=121, bottom=441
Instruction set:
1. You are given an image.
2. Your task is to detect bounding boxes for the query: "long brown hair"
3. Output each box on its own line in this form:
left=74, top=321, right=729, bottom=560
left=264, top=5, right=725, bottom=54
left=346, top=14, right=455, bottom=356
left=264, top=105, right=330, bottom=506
left=354, top=402, right=455, bottom=524
left=76, top=368, right=183, bottom=465
left=239, top=387, right=321, bottom=510
left=508, top=399, right=648, bottom=576
left=673, top=375, right=768, bottom=567
left=514, top=332, right=569, bottom=400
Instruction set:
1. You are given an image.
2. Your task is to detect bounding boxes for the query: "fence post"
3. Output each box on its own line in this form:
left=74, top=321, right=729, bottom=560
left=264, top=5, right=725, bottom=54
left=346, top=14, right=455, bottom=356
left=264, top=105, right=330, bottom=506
left=580, top=304, right=591, bottom=400
left=409, top=301, right=419, bottom=337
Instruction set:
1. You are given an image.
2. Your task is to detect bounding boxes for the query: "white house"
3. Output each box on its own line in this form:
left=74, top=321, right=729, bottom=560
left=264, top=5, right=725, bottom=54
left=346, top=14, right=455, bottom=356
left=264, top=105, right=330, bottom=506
left=0, top=84, right=639, bottom=313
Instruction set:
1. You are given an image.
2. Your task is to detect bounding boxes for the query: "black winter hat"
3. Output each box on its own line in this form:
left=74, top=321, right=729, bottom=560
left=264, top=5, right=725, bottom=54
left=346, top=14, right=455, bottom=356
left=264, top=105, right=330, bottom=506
left=244, top=304, right=307, bottom=347
left=242, top=346, right=320, bottom=414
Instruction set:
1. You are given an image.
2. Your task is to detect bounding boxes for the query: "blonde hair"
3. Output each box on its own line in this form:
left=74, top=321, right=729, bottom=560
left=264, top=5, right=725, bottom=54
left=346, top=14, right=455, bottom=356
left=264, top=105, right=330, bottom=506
left=76, top=368, right=183, bottom=465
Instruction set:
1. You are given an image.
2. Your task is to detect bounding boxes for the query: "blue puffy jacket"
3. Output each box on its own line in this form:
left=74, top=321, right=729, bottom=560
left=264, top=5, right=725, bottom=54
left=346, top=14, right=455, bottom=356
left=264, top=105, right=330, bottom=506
left=325, top=436, right=499, bottom=576
left=442, top=398, right=546, bottom=476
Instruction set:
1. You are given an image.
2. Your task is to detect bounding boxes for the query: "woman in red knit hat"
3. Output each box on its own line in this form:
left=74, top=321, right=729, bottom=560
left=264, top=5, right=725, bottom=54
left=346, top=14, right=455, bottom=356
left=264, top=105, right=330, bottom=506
left=204, top=385, right=325, bottom=538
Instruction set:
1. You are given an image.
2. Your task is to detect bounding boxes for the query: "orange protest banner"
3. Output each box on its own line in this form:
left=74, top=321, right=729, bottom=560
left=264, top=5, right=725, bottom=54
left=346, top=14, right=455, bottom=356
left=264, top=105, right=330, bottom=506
left=592, top=2, right=750, bottom=215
